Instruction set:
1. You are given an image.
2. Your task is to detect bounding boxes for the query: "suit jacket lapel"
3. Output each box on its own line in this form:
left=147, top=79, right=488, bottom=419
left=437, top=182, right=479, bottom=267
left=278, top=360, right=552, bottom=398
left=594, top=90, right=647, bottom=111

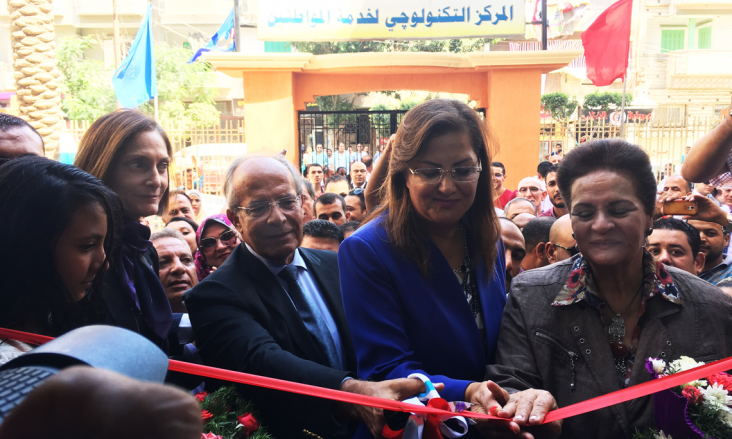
left=238, top=245, right=328, bottom=364
left=299, top=248, right=357, bottom=371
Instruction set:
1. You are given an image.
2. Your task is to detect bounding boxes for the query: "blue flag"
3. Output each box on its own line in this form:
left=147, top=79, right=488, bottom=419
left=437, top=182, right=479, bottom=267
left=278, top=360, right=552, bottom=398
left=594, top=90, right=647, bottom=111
left=113, top=3, right=157, bottom=108
left=188, top=8, right=235, bottom=63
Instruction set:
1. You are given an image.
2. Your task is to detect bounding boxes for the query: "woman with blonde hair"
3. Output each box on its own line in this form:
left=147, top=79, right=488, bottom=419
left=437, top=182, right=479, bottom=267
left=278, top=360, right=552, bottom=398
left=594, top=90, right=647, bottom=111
left=338, top=99, right=560, bottom=438
left=74, top=109, right=173, bottom=350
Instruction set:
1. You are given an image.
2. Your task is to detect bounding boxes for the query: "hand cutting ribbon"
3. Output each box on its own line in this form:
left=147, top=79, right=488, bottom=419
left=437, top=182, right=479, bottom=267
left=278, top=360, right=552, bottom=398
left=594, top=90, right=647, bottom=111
left=1, top=327, right=731, bottom=426
left=382, top=373, right=472, bottom=439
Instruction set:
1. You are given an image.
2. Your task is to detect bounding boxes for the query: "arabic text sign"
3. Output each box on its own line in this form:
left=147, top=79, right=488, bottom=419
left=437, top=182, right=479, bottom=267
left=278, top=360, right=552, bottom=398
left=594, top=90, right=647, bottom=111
left=259, top=0, right=525, bottom=41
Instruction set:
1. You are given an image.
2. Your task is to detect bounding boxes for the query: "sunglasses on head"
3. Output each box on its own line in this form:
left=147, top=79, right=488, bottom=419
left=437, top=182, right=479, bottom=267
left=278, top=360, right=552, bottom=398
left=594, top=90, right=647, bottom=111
left=350, top=188, right=364, bottom=195
left=200, top=229, right=238, bottom=250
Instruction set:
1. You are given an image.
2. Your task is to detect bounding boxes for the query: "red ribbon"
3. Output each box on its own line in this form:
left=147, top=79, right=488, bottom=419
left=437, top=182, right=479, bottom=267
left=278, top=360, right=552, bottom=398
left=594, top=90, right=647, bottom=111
left=2, top=327, right=731, bottom=424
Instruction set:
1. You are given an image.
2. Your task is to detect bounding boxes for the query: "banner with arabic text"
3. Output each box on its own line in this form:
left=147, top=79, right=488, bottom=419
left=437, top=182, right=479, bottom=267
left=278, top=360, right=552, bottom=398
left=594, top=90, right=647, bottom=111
left=259, top=0, right=525, bottom=41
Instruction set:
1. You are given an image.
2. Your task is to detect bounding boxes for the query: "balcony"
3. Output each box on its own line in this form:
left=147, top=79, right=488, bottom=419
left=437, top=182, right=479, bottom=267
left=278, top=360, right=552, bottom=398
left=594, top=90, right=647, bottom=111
left=666, top=50, right=732, bottom=89
left=72, top=0, right=146, bottom=16
left=671, top=0, right=732, bottom=14
left=159, top=0, right=233, bottom=23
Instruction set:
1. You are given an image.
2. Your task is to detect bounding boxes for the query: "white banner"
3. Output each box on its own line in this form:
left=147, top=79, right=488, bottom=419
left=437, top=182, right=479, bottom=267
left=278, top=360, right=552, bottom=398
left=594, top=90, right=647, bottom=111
left=258, top=0, right=525, bottom=41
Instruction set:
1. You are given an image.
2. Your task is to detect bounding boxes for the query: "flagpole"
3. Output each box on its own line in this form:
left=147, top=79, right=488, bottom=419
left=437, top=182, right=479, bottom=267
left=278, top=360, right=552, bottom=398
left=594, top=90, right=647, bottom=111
left=619, top=71, right=628, bottom=137
left=113, top=0, right=121, bottom=109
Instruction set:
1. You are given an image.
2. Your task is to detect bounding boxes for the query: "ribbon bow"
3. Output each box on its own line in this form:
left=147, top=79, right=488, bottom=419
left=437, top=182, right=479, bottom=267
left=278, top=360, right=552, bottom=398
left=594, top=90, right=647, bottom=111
left=383, top=374, right=472, bottom=439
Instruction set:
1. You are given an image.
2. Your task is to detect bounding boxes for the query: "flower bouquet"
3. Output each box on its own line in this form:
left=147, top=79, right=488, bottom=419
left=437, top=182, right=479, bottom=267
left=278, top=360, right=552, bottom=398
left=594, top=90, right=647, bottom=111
left=641, top=356, right=732, bottom=439
left=195, top=386, right=274, bottom=439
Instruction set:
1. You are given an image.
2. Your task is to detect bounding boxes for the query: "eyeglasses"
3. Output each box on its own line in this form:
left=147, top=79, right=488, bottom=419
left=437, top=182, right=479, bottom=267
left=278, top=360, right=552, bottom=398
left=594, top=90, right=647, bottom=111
left=518, top=187, right=543, bottom=194
left=200, top=229, right=238, bottom=250
left=553, top=243, right=580, bottom=257
left=235, top=195, right=301, bottom=219
left=408, top=160, right=482, bottom=185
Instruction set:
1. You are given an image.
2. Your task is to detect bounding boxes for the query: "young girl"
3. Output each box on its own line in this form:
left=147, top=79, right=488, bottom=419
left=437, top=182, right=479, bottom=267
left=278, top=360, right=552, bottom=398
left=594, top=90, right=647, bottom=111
left=0, top=157, right=119, bottom=364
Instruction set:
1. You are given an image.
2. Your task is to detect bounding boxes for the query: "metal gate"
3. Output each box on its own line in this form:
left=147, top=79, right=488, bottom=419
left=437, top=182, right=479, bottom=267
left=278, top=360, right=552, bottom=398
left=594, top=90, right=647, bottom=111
left=298, top=110, right=406, bottom=171
left=298, top=108, right=485, bottom=171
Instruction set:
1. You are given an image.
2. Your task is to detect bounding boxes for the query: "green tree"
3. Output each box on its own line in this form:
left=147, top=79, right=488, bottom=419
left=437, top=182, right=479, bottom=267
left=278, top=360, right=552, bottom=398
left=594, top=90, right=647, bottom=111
left=292, top=38, right=496, bottom=55
left=541, top=92, right=579, bottom=121
left=140, top=43, right=220, bottom=127
left=57, top=37, right=221, bottom=126
left=57, top=35, right=117, bottom=120
left=582, top=91, right=633, bottom=113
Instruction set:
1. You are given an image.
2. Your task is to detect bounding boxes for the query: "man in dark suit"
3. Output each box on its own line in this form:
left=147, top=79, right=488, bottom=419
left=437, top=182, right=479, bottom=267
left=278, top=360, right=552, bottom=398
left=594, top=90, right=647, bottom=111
left=184, top=155, right=426, bottom=439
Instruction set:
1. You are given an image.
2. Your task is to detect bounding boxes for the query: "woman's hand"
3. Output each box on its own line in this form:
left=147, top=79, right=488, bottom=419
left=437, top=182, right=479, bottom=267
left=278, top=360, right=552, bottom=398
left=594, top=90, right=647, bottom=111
left=364, top=133, right=395, bottom=212
left=466, top=381, right=561, bottom=439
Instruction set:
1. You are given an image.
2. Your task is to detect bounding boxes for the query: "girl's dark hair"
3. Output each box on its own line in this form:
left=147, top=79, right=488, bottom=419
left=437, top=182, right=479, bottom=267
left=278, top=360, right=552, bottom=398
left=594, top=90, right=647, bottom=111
left=365, top=99, right=500, bottom=278
left=165, top=216, right=199, bottom=232
left=556, top=139, right=656, bottom=216
left=0, top=156, right=121, bottom=336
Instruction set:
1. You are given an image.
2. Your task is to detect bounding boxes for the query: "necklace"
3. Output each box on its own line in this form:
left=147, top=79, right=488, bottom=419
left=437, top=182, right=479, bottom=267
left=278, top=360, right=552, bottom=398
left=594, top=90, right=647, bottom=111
left=603, top=283, right=643, bottom=360
left=452, top=226, right=467, bottom=276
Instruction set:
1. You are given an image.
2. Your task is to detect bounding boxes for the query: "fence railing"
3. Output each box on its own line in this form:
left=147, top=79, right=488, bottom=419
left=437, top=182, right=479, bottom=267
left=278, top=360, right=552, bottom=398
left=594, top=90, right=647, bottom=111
left=539, top=115, right=718, bottom=183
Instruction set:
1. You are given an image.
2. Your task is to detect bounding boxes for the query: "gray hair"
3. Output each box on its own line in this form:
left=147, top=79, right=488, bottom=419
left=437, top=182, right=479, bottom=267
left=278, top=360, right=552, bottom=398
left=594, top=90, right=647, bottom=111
left=224, top=154, right=303, bottom=211
left=151, top=228, right=190, bottom=251
left=503, top=197, right=538, bottom=216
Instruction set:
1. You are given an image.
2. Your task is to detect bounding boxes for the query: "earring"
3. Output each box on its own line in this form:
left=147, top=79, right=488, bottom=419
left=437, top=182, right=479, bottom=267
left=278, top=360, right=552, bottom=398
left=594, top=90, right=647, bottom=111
left=646, top=227, right=653, bottom=237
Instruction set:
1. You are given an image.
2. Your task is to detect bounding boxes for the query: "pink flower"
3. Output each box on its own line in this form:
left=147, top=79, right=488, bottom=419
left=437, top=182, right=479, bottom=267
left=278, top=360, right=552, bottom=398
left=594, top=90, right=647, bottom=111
left=201, top=433, right=222, bottom=439
left=201, top=410, right=214, bottom=422
left=682, top=386, right=704, bottom=405
left=237, top=412, right=260, bottom=435
left=707, top=373, right=732, bottom=393
left=194, top=391, right=209, bottom=402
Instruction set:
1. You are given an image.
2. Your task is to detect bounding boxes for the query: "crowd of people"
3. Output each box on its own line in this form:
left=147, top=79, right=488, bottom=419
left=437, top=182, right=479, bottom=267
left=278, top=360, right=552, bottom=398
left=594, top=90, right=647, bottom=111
left=0, top=98, right=732, bottom=439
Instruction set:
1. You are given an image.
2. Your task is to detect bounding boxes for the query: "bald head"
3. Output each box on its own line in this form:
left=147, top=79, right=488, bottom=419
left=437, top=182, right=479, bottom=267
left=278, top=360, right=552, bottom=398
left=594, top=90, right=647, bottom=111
left=663, top=174, right=691, bottom=197
left=225, top=155, right=303, bottom=265
left=548, top=214, right=576, bottom=263
left=504, top=197, right=537, bottom=220
left=0, top=118, right=44, bottom=161
left=517, top=176, right=547, bottom=210
left=512, top=213, right=536, bottom=230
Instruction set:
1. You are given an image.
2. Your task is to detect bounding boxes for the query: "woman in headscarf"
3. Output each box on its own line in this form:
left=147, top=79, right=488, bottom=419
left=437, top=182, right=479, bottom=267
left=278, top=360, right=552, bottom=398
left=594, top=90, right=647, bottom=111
left=195, top=214, right=241, bottom=282
left=186, top=189, right=206, bottom=223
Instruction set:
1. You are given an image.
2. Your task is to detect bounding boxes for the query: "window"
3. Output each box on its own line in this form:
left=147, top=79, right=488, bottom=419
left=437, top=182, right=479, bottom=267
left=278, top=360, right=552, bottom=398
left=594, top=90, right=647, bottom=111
left=698, top=26, right=712, bottom=49
left=661, top=29, right=685, bottom=52
left=714, top=104, right=728, bottom=119
left=656, top=105, right=686, bottom=124
left=264, top=42, right=292, bottom=53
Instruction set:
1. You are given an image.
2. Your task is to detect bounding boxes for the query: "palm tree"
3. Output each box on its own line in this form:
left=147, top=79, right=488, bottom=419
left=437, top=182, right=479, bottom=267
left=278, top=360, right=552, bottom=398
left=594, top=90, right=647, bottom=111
left=8, top=0, right=65, bottom=158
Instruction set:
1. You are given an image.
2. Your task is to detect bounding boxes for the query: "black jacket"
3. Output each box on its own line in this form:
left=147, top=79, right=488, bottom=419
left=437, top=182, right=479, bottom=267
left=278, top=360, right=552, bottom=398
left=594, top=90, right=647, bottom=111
left=184, top=244, right=357, bottom=439
left=101, top=246, right=169, bottom=352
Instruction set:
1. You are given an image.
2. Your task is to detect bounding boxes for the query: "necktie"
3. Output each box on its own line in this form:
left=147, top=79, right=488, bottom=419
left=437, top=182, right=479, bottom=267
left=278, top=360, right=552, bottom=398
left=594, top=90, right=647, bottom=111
left=278, top=265, right=341, bottom=369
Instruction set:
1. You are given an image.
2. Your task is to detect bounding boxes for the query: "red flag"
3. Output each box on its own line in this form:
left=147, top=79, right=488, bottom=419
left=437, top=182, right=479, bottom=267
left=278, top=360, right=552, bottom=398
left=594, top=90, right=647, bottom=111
left=581, top=0, right=633, bottom=86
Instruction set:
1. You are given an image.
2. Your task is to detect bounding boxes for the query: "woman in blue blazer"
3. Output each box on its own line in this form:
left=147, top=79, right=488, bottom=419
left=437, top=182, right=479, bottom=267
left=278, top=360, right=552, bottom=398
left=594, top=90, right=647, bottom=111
left=338, top=100, right=560, bottom=438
